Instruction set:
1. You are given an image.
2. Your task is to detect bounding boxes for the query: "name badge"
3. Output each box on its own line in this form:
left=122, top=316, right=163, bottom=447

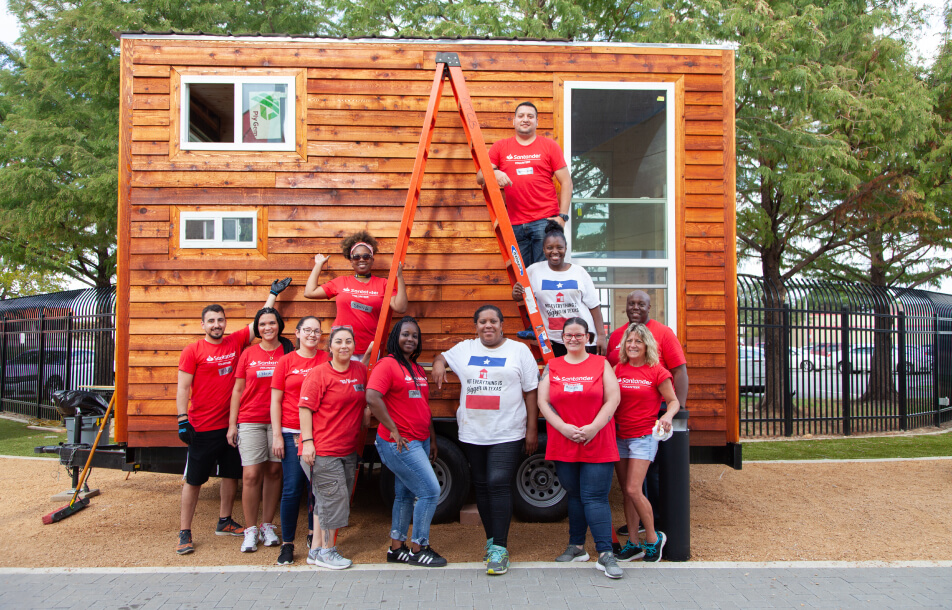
left=218, top=366, right=233, bottom=376
left=256, top=369, right=274, bottom=378
left=408, top=390, right=422, bottom=399
left=516, top=167, right=534, bottom=176
left=564, top=383, right=583, bottom=392
left=351, top=301, right=373, bottom=313
left=354, top=384, right=365, bottom=392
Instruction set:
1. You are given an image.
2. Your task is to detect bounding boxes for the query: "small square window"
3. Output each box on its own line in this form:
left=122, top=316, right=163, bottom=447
left=180, top=211, right=257, bottom=249
left=184, top=219, right=214, bottom=240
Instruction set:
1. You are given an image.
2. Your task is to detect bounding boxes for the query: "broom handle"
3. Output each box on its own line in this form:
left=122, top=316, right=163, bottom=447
left=67, top=391, right=117, bottom=508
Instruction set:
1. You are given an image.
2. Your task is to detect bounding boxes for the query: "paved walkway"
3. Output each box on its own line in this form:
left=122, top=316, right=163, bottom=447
left=1, top=562, right=951, bottom=609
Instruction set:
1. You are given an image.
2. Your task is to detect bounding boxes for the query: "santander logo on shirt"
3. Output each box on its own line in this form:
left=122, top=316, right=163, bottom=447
left=506, top=153, right=542, bottom=160
left=341, top=286, right=380, bottom=298
left=205, top=352, right=237, bottom=363
left=338, top=378, right=361, bottom=385
left=551, top=374, right=595, bottom=383
left=291, top=367, right=314, bottom=376
left=619, top=377, right=653, bottom=389
left=247, top=360, right=277, bottom=368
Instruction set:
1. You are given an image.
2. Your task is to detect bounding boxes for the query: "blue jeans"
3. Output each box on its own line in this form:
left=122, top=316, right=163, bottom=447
left=512, top=218, right=549, bottom=267
left=280, top=432, right=314, bottom=543
left=554, top=461, right=615, bottom=553
left=375, top=435, right=440, bottom=546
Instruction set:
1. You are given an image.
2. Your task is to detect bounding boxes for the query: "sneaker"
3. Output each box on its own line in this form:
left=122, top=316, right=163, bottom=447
left=215, top=516, right=244, bottom=536
left=486, top=545, right=509, bottom=575
left=276, top=543, right=294, bottom=565
left=176, top=530, right=194, bottom=555
left=387, top=544, right=412, bottom=564
left=260, top=523, right=280, bottom=547
left=241, top=526, right=259, bottom=553
left=483, top=537, right=494, bottom=562
left=408, top=545, right=447, bottom=567
left=555, top=545, right=590, bottom=562
left=643, top=531, right=666, bottom=562
left=307, top=547, right=353, bottom=570
left=614, top=540, right=644, bottom=562
left=615, top=524, right=646, bottom=537
left=596, top=552, right=624, bottom=579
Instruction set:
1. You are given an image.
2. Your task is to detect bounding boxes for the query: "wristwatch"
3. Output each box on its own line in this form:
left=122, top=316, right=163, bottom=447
left=558, top=213, right=569, bottom=222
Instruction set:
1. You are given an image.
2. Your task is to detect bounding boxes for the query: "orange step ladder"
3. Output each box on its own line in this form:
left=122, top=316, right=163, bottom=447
left=367, top=52, right=554, bottom=367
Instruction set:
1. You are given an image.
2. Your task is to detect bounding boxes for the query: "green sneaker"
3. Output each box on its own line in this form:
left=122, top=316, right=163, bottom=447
left=483, top=537, right=494, bottom=562
left=486, top=545, right=509, bottom=575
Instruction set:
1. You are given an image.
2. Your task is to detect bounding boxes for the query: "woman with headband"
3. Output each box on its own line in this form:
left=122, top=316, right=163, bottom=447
left=304, top=231, right=408, bottom=360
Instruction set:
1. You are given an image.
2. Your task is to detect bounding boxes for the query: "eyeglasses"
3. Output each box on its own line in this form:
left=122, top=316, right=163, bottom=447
left=300, top=328, right=321, bottom=336
left=562, top=333, right=587, bottom=340
left=351, top=254, right=373, bottom=261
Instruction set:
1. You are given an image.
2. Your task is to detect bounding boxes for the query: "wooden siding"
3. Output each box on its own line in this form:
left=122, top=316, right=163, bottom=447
left=118, top=39, right=737, bottom=447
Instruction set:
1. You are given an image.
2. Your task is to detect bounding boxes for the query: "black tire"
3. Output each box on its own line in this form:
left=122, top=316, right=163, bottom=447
left=800, top=361, right=815, bottom=372
left=836, top=362, right=845, bottom=373
left=377, top=435, right=470, bottom=524
left=512, top=440, right=568, bottom=522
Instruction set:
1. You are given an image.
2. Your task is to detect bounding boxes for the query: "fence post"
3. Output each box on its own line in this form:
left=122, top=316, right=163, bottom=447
left=897, top=312, right=907, bottom=430
left=782, top=304, right=794, bottom=436
left=36, top=312, right=46, bottom=419
left=0, top=315, right=6, bottom=410
left=934, top=312, right=941, bottom=428
left=64, top=316, right=74, bottom=392
left=841, top=307, right=851, bottom=436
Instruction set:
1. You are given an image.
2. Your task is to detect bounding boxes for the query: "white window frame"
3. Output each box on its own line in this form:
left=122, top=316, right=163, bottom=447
left=563, top=80, right=678, bottom=329
left=180, top=75, right=296, bottom=151
left=179, top=210, right=258, bottom=249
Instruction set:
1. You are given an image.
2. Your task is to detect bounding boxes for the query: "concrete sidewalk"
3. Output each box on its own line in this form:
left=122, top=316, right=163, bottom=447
left=1, top=562, right=950, bottom=609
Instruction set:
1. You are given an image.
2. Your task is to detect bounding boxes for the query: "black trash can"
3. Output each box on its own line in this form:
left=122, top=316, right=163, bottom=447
left=657, top=408, right=690, bottom=561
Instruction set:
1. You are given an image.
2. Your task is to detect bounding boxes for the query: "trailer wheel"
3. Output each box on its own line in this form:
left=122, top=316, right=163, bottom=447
left=512, top=446, right=567, bottom=522
left=377, top=435, right=469, bottom=524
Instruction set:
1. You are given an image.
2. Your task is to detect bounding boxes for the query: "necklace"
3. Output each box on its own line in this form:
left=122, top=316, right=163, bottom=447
left=355, top=273, right=372, bottom=279
left=261, top=344, right=281, bottom=361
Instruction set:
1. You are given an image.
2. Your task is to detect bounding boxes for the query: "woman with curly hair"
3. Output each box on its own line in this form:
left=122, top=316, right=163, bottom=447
left=303, top=231, right=408, bottom=359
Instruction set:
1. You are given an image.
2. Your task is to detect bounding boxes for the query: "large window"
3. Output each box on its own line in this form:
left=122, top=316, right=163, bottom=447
left=180, top=75, right=296, bottom=151
left=564, top=82, right=677, bottom=329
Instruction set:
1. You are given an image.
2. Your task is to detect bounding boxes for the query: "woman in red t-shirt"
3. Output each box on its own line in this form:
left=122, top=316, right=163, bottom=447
left=366, top=316, right=447, bottom=568
left=298, top=326, right=369, bottom=570
left=226, top=307, right=293, bottom=553
left=537, top=317, right=623, bottom=579
left=269, top=316, right=329, bottom=565
left=612, top=323, right=680, bottom=563
left=302, top=231, right=408, bottom=358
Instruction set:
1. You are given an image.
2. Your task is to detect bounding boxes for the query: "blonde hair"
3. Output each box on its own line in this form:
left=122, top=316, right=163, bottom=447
left=618, top=323, right=659, bottom=367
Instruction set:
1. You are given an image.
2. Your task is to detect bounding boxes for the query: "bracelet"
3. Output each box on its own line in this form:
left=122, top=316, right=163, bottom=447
left=301, top=438, right=313, bottom=443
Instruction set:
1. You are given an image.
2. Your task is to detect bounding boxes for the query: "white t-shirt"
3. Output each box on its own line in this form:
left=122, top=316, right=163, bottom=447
left=442, top=338, right=540, bottom=445
left=526, top=262, right=600, bottom=345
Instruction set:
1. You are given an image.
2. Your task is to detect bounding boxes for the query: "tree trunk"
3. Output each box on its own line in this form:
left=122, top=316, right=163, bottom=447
left=862, top=230, right=897, bottom=403
left=759, top=242, right=787, bottom=421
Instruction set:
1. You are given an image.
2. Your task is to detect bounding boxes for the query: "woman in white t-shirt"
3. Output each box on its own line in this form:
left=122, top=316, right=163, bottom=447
left=432, top=304, right=539, bottom=576
left=512, top=221, right=607, bottom=357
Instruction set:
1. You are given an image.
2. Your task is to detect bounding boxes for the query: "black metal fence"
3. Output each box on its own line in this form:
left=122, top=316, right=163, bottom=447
left=738, top=275, right=952, bottom=437
left=0, top=288, right=116, bottom=421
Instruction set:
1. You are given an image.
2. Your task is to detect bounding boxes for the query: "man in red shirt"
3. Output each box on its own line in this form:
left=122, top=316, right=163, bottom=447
left=606, top=290, right=688, bottom=536
left=175, top=278, right=290, bottom=555
left=477, top=101, right=573, bottom=267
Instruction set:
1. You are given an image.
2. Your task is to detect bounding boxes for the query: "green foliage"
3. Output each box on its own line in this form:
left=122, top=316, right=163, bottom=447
left=744, top=428, right=952, bottom=460
left=0, top=261, right=68, bottom=299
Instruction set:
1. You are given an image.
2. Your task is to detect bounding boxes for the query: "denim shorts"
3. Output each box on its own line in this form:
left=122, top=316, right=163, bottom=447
left=617, top=434, right=659, bottom=461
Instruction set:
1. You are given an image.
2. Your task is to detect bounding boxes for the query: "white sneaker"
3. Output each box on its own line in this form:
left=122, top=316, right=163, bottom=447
left=307, top=547, right=352, bottom=570
left=260, top=523, right=280, bottom=547
left=241, top=526, right=259, bottom=553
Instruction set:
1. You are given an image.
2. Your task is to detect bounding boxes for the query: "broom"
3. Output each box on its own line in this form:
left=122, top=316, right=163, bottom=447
left=42, top=392, right=117, bottom=524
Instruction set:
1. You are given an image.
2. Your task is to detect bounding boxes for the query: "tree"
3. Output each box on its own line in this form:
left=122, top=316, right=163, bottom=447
left=0, top=261, right=67, bottom=299
left=0, top=0, right=326, bottom=288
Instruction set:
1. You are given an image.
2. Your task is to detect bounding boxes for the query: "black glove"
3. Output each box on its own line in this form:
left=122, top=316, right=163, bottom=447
left=178, top=418, right=195, bottom=445
left=270, top=277, right=292, bottom=295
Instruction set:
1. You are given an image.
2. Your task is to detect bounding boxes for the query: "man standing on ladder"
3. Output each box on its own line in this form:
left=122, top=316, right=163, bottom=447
left=476, top=101, right=573, bottom=267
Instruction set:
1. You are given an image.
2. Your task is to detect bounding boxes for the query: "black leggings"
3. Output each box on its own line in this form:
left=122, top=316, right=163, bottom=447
left=460, top=439, right=524, bottom=548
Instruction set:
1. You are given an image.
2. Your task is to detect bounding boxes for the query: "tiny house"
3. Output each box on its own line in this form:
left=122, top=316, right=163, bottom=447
left=115, top=34, right=741, bottom=502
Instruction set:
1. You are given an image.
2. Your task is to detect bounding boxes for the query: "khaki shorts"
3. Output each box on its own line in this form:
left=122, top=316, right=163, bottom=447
left=237, top=423, right=281, bottom=466
left=304, top=453, right=358, bottom=531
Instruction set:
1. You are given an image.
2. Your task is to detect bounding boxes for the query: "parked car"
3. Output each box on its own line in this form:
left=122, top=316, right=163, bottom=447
left=834, top=345, right=930, bottom=373
left=739, top=346, right=765, bottom=393
left=3, top=348, right=97, bottom=399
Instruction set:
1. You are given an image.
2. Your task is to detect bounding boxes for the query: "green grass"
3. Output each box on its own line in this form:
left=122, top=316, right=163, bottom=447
left=0, top=417, right=66, bottom=457
left=743, top=429, right=952, bottom=461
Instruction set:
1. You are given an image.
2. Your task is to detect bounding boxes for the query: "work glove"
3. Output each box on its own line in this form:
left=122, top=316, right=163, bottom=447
left=178, top=418, right=195, bottom=445
left=270, top=277, right=292, bottom=295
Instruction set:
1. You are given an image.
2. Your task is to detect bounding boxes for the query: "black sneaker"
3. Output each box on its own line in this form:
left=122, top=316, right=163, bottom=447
left=277, top=543, right=294, bottom=565
left=215, top=516, right=244, bottom=536
left=643, top=531, right=666, bottom=562
left=614, top=540, right=645, bottom=562
left=616, top=524, right=646, bottom=537
left=408, top=545, right=447, bottom=567
left=176, top=530, right=194, bottom=555
left=387, top=544, right=412, bottom=563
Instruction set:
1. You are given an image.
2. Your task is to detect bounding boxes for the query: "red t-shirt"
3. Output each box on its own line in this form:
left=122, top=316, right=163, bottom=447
left=367, top=356, right=431, bottom=442
left=271, top=350, right=329, bottom=431
left=234, top=343, right=284, bottom=424
left=607, top=319, right=688, bottom=371
left=614, top=362, right=672, bottom=439
left=320, top=275, right=397, bottom=354
left=299, top=361, right=368, bottom=457
left=488, top=136, right=567, bottom=225
left=544, top=355, right=618, bottom=463
left=178, top=326, right=250, bottom=432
